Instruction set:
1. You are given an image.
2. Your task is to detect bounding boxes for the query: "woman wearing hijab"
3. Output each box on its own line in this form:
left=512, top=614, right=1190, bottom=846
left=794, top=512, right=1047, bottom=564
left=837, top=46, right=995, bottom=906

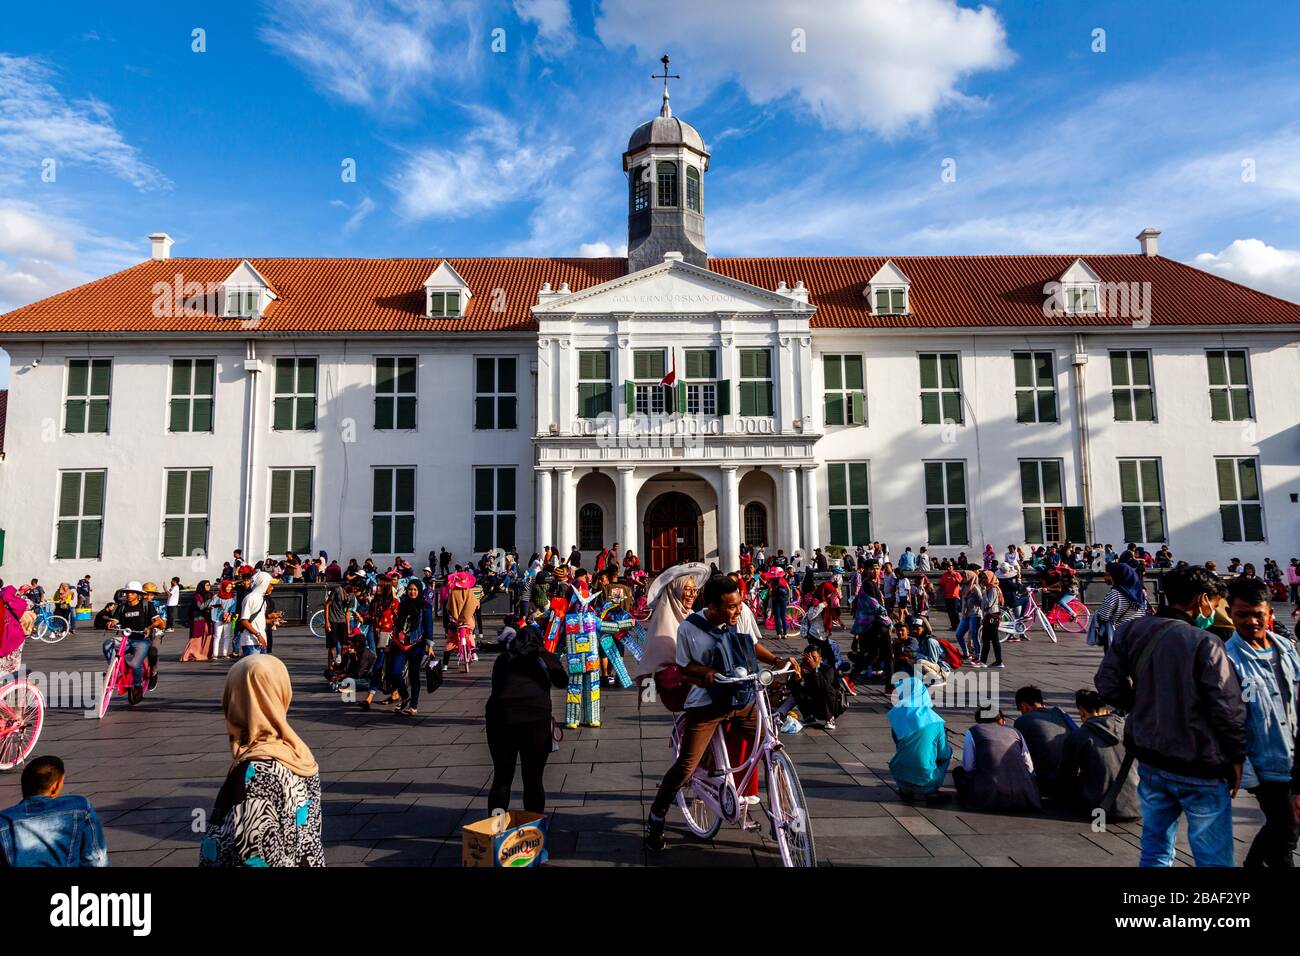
left=887, top=676, right=952, bottom=803
left=1092, top=561, right=1149, bottom=651
left=392, top=579, right=436, bottom=716
left=637, top=563, right=709, bottom=682
left=0, top=584, right=31, bottom=677
left=53, top=582, right=77, bottom=634
left=977, top=569, right=1004, bottom=669
left=180, top=581, right=215, bottom=661
left=954, top=570, right=983, bottom=662
left=485, top=619, right=567, bottom=813
left=360, top=575, right=402, bottom=710
left=211, top=580, right=237, bottom=659
left=443, top=570, right=481, bottom=666
left=199, top=655, right=323, bottom=867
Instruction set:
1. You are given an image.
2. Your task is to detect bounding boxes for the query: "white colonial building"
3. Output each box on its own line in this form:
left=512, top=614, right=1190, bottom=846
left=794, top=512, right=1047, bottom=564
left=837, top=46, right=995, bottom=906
left=2, top=92, right=1299, bottom=585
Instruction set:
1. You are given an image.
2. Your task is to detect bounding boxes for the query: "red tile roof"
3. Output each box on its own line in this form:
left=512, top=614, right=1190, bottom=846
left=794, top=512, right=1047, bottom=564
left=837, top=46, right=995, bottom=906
left=1, top=254, right=1297, bottom=335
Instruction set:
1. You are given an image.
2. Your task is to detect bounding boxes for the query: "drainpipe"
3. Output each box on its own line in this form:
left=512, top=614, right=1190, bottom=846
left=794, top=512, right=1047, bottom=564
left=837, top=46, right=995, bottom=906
left=1071, top=334, right=1093, bottom=541
left=242, top=340, right=261, bottom=557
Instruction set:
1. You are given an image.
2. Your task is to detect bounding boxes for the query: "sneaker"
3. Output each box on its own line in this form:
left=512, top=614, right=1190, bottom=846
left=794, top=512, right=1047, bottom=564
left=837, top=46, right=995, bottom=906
left=644, top=814, right=666, bottom=852
left=989, top=663, right=1006, bottom=669
left=824, top=719, right=837, bottom=731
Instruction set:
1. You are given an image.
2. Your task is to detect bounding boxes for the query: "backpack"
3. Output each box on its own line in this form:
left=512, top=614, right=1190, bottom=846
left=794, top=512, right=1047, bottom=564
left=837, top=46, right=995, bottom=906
left=935, top=638, right=965, bottom=670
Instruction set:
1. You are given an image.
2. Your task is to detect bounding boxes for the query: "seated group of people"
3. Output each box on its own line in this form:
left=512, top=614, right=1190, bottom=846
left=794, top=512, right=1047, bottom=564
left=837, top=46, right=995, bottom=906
left=888, top=682, right=1140, bottom=818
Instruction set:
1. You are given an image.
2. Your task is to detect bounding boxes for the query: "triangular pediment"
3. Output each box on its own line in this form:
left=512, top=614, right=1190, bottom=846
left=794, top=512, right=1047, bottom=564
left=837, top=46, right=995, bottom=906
left=1059, top=257, right=1100, bottom=284
left=533, top=258, right=814, bottom=314
left=868, top=259, right=910, bottom=286
left=423, top=260, right=470, bottom=291
left=222, top=259, right=277, bottom=295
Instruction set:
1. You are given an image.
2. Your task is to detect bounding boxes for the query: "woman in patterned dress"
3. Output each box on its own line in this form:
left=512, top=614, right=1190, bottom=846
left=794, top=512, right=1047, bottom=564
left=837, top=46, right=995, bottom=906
left=200, top=654, right=323, bottom=867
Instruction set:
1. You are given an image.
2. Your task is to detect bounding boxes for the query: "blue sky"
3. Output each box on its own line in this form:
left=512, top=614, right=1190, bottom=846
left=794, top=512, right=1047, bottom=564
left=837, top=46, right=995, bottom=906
left=2, top=0, right=1300, bottom=365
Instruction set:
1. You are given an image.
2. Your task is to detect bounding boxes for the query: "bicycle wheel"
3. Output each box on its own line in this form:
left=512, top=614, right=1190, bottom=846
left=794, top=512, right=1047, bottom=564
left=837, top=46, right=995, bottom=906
left=97, top=656, right=121, bottom=719
left=1058, top=598, right=1089, bottom=634
left=460, top=633, right=471, bottom=673
left=785, top=605, right=805, bottom=625
left=42, top=615, right=70, bottom=644
left=34, top=617, right=49, bottom=642
left=767, top=748, right=816, bottom=867
left=0, top=681, right=45, bottom=770
left=676, top=780, right=722, bottom=839
left=309, top=610, right=325, bottom=640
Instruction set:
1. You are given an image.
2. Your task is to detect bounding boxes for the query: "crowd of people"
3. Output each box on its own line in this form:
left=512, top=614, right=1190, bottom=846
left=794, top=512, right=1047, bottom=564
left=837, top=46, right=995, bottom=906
left=2, top=535, right=1299, bottom=869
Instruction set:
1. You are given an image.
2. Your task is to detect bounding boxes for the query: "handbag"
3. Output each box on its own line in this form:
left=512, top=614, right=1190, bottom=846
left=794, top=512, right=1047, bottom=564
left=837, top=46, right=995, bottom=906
left=424, top=657, right=444, bottom=693
left=549, top=717, right=563, bottom=753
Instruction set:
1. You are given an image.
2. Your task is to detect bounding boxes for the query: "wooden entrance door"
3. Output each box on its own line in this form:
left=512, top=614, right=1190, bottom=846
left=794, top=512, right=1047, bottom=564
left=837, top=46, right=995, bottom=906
left=644, top=492, right=702, bottom=573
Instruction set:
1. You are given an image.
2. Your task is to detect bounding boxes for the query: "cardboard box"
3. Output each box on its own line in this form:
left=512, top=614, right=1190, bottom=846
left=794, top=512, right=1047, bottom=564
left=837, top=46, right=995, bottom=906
left=462, top=811, right=549, bottom=867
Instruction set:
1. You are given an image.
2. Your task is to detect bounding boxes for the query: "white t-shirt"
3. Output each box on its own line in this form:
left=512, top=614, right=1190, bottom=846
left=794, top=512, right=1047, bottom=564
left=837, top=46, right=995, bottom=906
left=167, top=584, right=181, bottom=607
left=239, top=591, right=268, bottom=648
left=675, top=613, right=759, bottom=710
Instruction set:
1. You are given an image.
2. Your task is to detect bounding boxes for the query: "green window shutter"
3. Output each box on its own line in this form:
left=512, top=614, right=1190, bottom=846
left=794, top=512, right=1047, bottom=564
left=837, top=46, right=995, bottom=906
left=195, top=359, right=215, bottom=396
left=373, top=468, right=393, bottom=512
left=187, top=518, right=207, bottom=556
left=1112, top=389, right=1132, bottom=421
left=823, top=356, right=842, bottom=390
left=1130, top=352, right=1150, bottom=386
left=1242, top=504, right=1265, bottom=542
left=1237, top=458, right=1260, bottom=500
left=164, top=471, right=188, bottom=516
left=397, top=395, right=417, bottom=429
left=397, top=357, right=417, bottom=394
left=1143, top=507, right=1165, bottom=543
left=945, top=463, right=966, bottom=505
left=1020, top=461, right=1040, bottom=503
left=1226, top=351, right=1248, bottom=384
left=941, top=391, right=962, bottom=425
left=79, top=519, right=102, bottom=559
left=374, top=396, right=394, bottom=430
left=1015, top=390, right=1036, bottom=423
left=926, top=509, right=947, bottom=545
left=395, top=515, right=416, bottom=554
left=1023, top=507, right=1044, bottom=545
left=939, top=354, right=960, bottom=389
left=843, top=355, right=864, bottom=390
left=1230, top=388, right=1252, bottom=420
left=924, top=463, right=944, bottom=506
left=1038, top=391, right=1057, bottom=423
left=172, top=360, right=192, bottom=396
left=169, top=397, right=189, bottom=432
left=474, top=468, right=495, bottom=512
left=372, top=516, right=390, bottom=555
left=827, top=463, right=847, bottom=506
left=87, top=399, right=110, bottom=433
left=275, top=359, right=294, bottom=394
left=623, top=380, right=635, bottom=415
left=676, top=379, right=687, bottom=414
left=273, top=396, right=295, bottom=431
left=1064, top=506, right=1086, bottom=542
left=829, top=510, right=849, bottom=546
left=851, top=509, right=871, bottom=545
left=89, top=360, right=111, bottom=396
left=498, top=357, right=516, bottom=394
left=82, top=472, right=105, bottom=516
left=64, top=399, right=85, bottom=433
left=1139, top=459, right=1160, bottom=500
left=1110, top=352, right=1129, bottom=386
left=1119, top=460, right=1139, bottom=502
left=475, top=397, right=495, bottom=430
left=268, top=518, right=288, bottom=555
left=376, top=357, right=395, bottom=394
left=920, top=393, right=940, bottom=425
left=1121, top=506, right=1144, bottom=543
left=685, top=350, right=706, bottom=380
left=58, top=472, right=82, bottom=517
left=55, top=521, right=79, bottom=560
left=475, top=357, right=494, bottom=393
left=1133, top=389, right=1154, bottom=422
left=473, top=515, right=493, bottom=552
left=1219, top=505, right=1241, bottom=542
left=1214, top=458, right=1236, bottom=500
left=192, top=398, right=213, bottom=432
left=497, top=468, right=515, bottom=511
left=716, top=380, right=730, bottom=416
left=291, top=517, right=312, bottom=554
left=848, top=463, right=869, bottom=505
left=949, top=509, right=969, bottom=546
left=188, top=468, right=211, bottom=516
left=395, top=468, right=416, bottom=512
left=162, top=518, right=185, bottom=557
left=68, top=360, right=89, bottom=397
left=918, top=355, right=938, bottom=389
left=269, top=470, right=292, bottom=515
left=738, top=382, right=754, bottom=417
left=298, top=359, right=317, bottom=394
left=578, top=351, right=597, bottom=380
left=292, top=470, right=313, bottom=514
left=849, top=390, right=866, bottom=425
left=1206, top=351, right=1227, bottom=386
left=1041, top=461, right=1062, bottom=503
left=295, top=396, right=315, bottom=430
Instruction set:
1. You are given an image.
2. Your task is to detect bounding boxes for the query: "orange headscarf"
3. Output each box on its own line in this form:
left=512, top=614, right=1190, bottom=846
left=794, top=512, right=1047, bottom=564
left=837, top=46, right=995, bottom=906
left=222, top=654, right=318, bottom=778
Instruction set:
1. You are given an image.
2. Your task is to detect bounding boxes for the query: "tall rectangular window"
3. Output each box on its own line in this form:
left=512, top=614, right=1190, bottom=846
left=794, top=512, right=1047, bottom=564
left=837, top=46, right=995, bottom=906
left=268, top=469, right=314, bottom=554
left=1118, top=458, right=1165, bottom=543
left=427, top=291, right=462, bottom=317
left=1216, top=457, right=1264, bottom=542
left=684, top=348, right=719, bottom=416
left=1207, top=350, right=1253, bottom=422
left=919, top=353, right=962, bottom=425
left=64, top=358, right=112, bottom=434
left=924, top=461, right=968, bottom=545
left=375, top=356, right=417, bottom=430
left=372, top=467, right=416, bottom=554
left=1110, top=351, right=1155, bottom=422
left=474, top=356, right=517, bottom=430
left=1013, top=352, right=1057, bottom=423
left=55, top=470, right=105, bottom=560
left=1020, top=459, right=1064, bottom=545
left=473, top=466, right=516, bottom=552
left=632, top=349, right=668, bottom=415
left=577, top=350, right=613, bottom=418
left=738, top=348, right=773, bottom=417
left=162, top=469, right=211, bottom=558
left=827, top=462, right=871, bottom=546
left=272, top=357, right=317, bottom=431
left=823, top=354, right=865, bottom=426
left=169, top=359, right=215, bottom=433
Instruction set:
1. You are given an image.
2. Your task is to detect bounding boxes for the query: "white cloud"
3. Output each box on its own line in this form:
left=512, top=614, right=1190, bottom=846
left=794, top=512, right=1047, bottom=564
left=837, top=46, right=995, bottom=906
left=0, top=203, right=141, bottom=312
left=1195, top=239, right=1300, bottom=304
left=596, top=0, right=1012, bottom=134
left=576, top=240, right=626, bottom=257
left=260, top=0, right=480, bottom=108
left=0, top=206, right=77, bottom=261
left=514, top=0, right=575, bottom=55
left=388, top=111, right=573, bottom=219
left=0, top=54, right=167, bottom=190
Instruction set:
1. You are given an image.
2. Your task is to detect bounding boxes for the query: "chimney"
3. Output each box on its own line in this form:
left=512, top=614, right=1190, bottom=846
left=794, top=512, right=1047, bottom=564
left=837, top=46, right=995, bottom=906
left=1136, top=227, right=1160, bottom=258
left=149, top=232, right=174, bottom=260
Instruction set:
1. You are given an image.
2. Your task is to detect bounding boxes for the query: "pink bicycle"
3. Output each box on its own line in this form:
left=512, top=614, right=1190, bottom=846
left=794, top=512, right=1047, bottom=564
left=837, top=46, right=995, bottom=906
left=98, top=626, right=154, bottom=718
left=0, top=676, right=44, bottom=770
left=999, top=587, right=1090, bottom=642
left=672, top=664, right=816, bottom=867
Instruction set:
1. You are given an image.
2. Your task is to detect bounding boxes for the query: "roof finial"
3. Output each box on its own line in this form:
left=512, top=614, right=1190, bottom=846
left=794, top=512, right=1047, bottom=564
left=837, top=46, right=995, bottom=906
left=653, top=53, right=680, bottom=118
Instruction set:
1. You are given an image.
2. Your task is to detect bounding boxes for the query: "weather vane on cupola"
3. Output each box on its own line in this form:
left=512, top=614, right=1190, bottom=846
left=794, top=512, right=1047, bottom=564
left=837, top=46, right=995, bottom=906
left=653, top=53, right=680, bottom=118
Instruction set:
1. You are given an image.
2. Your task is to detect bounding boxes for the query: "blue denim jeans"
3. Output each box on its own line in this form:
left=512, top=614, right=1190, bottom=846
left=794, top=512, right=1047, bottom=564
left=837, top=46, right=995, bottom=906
left=241, top=643, right=266, bottom=657
left=955, top=613, right=982, bottom=660
left=1137, top=764, right=1235, bottom=867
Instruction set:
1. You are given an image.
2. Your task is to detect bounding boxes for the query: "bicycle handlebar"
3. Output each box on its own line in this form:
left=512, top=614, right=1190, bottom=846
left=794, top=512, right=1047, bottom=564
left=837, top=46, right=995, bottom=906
left=712, top=663, right=796, bottom=686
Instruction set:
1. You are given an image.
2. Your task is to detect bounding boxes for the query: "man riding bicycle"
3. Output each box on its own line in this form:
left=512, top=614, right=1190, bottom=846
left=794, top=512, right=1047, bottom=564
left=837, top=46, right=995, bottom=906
left=645, top=575, right=800, bottom=851
left=106, top=581, right=165, bottom=691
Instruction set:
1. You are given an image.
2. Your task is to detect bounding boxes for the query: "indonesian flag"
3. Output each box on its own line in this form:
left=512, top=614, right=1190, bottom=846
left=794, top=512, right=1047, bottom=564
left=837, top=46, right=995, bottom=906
left=660, top=350, right=677, bottom=387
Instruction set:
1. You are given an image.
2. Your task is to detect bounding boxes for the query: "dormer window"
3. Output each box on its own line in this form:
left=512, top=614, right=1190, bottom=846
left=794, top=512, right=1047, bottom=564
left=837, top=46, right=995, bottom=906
left=219, top=260, right=277, bottom=319
left=422, top=260, right=471, bottom=319
left=866, top=260, right=910, bottom=316
left=1057, top=258, right=1101, bottom=315
left=656, top=161, right=678, bottom=207
left=428, top=290, right=461, bottom=317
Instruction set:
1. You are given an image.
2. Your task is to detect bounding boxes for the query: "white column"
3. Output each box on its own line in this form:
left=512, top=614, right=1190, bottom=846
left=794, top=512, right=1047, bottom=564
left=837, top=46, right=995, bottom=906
left=556, top=467, right=577, bottom=555
left=719, top=465, right=741, bottom=572
left=535, top=468, right=553, bottom=554
left=781, top=465, right=800, bottom=557
left=617, top=466, right=638, bottom=560
left=801, top=464, right=821, bottom=557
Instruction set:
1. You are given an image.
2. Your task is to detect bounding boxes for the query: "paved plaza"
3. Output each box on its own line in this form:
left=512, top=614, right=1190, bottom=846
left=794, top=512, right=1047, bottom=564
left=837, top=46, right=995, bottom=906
left=1, top=614, right=1282, bottom=867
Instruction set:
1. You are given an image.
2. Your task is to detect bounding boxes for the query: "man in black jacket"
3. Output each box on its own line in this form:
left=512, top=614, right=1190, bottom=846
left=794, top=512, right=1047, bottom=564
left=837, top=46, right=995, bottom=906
left=1094, top=565, right=1246, bottom=867
left=1054, top=688, right=1139, bottom=820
